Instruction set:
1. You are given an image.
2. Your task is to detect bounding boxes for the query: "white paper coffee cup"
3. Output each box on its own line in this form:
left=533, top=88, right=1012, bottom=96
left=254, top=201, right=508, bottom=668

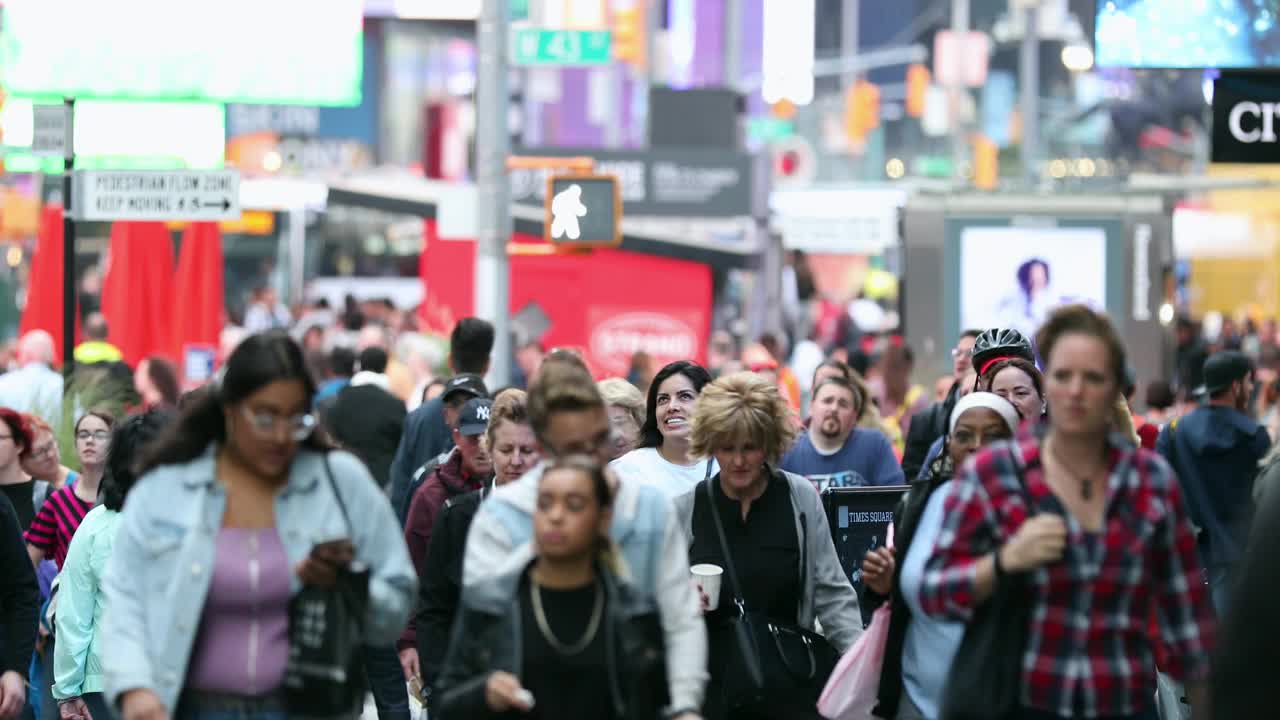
left=690, top=563, right=724, bottom=611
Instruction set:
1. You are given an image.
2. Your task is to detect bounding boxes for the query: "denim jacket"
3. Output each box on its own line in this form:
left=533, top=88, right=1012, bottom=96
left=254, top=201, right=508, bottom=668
left=100, top=446, right=418, bottom=712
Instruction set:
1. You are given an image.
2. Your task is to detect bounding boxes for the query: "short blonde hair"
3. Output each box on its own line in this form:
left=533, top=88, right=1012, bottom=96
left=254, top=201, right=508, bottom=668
left=597, top=378, right=644, bottom=429
left=486, top=388, right=529, bottom=449
left=689, top=371, right=797, bottom=465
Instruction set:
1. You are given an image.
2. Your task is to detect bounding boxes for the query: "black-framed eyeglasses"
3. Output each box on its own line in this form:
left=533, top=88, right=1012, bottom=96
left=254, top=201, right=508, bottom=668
left=242, top=407, right=316, bottom=442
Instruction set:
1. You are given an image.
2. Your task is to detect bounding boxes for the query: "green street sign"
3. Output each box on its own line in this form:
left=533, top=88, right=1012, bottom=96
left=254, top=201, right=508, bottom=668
left=512, top=29, right=612, bottom=66
left=747, top=117, right=795, bottom=142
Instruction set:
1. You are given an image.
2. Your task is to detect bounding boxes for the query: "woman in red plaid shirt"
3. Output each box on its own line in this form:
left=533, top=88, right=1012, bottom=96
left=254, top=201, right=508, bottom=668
left=919, top=305, right=1215, bottom=720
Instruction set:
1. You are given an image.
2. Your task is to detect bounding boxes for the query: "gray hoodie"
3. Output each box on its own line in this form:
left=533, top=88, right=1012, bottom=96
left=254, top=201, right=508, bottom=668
left=462, top=462, right=709, bottom=715
left=671, top=468, right=864, bottom=653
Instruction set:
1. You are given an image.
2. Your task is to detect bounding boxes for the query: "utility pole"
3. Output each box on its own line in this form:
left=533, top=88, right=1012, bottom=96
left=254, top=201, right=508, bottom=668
left=1020, top=2, right=1040, bottom=184
left=842, top=0, right=859, bottom=87
left=477, top=0, right=512, bottom=386
left=950, top=0, right=970, bottom=182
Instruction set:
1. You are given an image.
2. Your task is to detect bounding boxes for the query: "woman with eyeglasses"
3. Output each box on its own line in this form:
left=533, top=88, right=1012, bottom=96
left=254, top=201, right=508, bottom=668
left=99, top=331, right=416, bottom=720
left=862, top=393, right=1021, bottom=720
left=0, top=408, right=37, bottom=533
left=53, top=410, right=169, bottom=720
left=21, top=415, right=78, bottom=523
left=25, top=411, right=114, bottom=571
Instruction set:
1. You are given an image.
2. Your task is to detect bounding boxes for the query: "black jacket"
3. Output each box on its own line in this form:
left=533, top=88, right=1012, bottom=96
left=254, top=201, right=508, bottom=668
left=417, top=485, right=487, bottom=688
left=901, top=383, right=959, bottom=481
left=435, top=562, right=668, bottom=720
left=389, top=396, right=454, bottom=523
left=1212, top=477, right=1280, bottom=718
left=873, top=466, right=952, bottom=719
left=325, top=383, right=407, bottom=490
left=0, top=492, right=38, bottom=677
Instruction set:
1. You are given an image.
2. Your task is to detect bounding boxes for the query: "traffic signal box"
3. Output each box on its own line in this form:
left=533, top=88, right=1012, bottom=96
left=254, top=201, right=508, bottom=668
left=906, top=64, right=929, bottom=118
left=612, top=5, right=646, bottom=69
left=973, top=134, right=998, bottom=190
left=844, top=80, right=881, bottom=144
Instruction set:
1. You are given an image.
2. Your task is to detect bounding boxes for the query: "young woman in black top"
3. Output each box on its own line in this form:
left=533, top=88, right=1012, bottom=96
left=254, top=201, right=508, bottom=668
left=436, top=455, right=668, bottom=720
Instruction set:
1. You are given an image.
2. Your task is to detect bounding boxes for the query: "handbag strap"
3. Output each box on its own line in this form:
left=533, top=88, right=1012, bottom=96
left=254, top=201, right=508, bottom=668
left=321, top=452, right=355, bottom=538
left=702, top=471, right=749, bottom=616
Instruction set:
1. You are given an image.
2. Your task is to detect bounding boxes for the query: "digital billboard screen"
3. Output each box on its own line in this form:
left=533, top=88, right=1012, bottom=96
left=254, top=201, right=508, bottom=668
left=1096, top=0, right=1280, bottom=68
left=959, top=226, right=1108, bottom=342
left=0, top=0, right=363, bottom=106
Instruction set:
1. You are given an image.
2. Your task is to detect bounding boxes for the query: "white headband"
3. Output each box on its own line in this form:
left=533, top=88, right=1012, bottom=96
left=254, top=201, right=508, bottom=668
left=950, top=391, right=1021, bottom=435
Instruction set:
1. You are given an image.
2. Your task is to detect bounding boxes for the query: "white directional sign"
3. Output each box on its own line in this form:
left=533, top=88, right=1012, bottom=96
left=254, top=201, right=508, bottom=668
left=31, top=104, right=68, bottom=157
left=73, top=170, right=241, bottom=221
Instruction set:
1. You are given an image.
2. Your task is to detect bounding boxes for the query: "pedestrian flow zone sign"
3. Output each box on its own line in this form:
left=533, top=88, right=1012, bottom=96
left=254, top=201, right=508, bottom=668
left=72, top=170, right=241, bottom=222
left=544, top=173, right=621, bottom=249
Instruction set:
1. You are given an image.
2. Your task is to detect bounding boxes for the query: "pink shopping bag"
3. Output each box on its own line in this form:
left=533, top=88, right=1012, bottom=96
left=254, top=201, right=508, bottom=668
left=817, top=525, right=894, bottom=720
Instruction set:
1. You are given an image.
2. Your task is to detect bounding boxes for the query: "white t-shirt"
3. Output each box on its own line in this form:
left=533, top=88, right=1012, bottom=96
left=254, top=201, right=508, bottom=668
left=609, top=447, right=718, bottom=500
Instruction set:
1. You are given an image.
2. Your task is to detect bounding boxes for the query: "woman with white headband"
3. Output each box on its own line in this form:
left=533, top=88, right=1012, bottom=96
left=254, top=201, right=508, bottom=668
left=862, top=392, right=1021, bottom=720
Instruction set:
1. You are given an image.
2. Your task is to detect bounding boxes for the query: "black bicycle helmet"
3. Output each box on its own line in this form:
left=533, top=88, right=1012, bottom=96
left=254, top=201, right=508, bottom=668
left=970, top=328, right=1035, bottom=377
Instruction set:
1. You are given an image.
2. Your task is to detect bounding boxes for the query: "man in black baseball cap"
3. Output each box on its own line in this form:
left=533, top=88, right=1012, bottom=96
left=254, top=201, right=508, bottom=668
left=1157, top=349, right=1269, bottom=615
left=389, top=318, right=495, bottom=525
left=399, top=396, right=494, bottom=683
left=391, top=373, right=488, bottom=524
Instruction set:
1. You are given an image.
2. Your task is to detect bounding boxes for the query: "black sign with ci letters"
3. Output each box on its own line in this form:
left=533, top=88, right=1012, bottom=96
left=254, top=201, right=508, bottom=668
left=1212, top=71, right=1280, bottom=163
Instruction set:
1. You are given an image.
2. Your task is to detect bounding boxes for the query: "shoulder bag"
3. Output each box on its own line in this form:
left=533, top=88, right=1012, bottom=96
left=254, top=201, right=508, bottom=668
left=703, top=473, right=840, bottom=710
left=939, top=447, right=1035, bottom=720
left=282, top=453, right=372, bottom=717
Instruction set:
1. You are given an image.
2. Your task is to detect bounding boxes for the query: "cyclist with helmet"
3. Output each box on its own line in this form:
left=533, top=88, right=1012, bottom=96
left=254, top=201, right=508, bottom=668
left=909, top=329, right=1037, bottom=481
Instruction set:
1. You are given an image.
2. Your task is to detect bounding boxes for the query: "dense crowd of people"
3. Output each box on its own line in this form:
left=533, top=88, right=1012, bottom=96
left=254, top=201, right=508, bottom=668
left=0, top=300, right=1275, bottom=720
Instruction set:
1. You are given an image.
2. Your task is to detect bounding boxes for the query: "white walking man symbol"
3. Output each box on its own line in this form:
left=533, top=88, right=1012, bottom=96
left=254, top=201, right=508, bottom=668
left=550, top=183, right=588, bottom=240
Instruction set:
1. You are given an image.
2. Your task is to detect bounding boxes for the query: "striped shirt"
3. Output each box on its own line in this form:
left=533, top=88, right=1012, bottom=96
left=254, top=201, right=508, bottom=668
left=24, top=486, right=94, bottom=569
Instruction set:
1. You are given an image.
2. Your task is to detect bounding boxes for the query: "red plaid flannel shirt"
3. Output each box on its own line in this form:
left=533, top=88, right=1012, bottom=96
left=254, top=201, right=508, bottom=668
left=919, top=433, right=1215, bottom=718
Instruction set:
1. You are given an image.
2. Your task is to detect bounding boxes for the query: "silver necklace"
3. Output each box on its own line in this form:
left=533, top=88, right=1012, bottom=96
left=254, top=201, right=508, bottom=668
left=530, top=576, right=604, bottom=656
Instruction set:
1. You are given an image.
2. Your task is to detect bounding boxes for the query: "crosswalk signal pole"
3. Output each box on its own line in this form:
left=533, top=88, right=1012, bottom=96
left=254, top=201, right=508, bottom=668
left=62, top=97, right=76, bottom=387
left=477, top=0, right=512, bottom=387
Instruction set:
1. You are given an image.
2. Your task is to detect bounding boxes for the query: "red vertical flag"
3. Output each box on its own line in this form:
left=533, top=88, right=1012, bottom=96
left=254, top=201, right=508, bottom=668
left=172, top=222, right=225, bottom=374
left=18, top=205, right=78, bottom=365
left=101, top=221, right=175, bottom=368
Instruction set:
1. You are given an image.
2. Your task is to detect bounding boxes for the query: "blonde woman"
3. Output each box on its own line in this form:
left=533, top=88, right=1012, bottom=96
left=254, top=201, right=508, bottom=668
left=672, top=372, right=860, bottom=720
left=598, top=378, right=645, bottom=461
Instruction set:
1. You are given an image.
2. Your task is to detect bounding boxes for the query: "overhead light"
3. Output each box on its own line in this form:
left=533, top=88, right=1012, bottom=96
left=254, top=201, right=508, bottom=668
left=885, top=158, right=905, bottom=179
left=1061, top=44, right=1094, bottom=72
left=1158, top=303, right=1175, bottom=326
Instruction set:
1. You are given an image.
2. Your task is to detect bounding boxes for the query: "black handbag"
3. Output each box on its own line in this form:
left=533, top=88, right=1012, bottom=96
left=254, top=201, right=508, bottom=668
left=702, top=475, right=840, bottom=710
left=281, top=454, right=371, bottom=717
left=939, top=452, right=1035, bottom=720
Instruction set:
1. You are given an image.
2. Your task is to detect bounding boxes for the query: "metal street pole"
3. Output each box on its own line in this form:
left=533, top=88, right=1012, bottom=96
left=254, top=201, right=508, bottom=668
left=724, top=0, right=742, bottom=86
left=842, top=0, right=859, bottom=87
left=477, top=0, right=512, bottom=386
left=950, top=0, right=969, bottom=182
left=62, top=97, right=76, bottom=388
left=1020, top=3, right=1040, bottom=184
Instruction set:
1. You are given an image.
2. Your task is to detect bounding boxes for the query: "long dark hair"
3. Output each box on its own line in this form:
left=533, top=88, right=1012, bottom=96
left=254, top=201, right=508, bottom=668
left=103, top=410, right=171, bottom=511
left=638, top=360, right=712, bottom=449
left=138, top=331, right=332, bottom=475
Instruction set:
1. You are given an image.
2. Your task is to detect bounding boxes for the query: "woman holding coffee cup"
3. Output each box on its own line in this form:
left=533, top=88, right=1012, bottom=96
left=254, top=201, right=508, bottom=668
left=672, top=372, right=860, bottom=720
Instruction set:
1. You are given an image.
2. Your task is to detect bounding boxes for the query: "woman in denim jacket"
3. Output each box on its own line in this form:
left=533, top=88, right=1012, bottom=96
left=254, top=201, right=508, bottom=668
left=99, top=332, right=417, bottom=720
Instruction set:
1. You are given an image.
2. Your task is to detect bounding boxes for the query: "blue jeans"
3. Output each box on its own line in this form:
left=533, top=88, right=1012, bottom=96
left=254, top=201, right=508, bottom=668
left=1015, top=706, right=1158, bottom=720
left=363, top=645, right=410, bottom=720
left=173, top=692, right=288, bottom=720
left=1207, top=564, right=1234, bottom=618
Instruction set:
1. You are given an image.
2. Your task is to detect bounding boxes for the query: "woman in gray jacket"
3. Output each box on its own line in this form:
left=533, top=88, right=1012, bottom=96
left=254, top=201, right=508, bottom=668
left=673, top=371, right=861, bottom=720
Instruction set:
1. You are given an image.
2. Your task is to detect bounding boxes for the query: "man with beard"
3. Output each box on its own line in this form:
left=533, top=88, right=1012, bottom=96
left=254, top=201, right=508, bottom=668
left=1158, top=350, right=1270, bottom=616
left=781, top=377, right=905, bottom=490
